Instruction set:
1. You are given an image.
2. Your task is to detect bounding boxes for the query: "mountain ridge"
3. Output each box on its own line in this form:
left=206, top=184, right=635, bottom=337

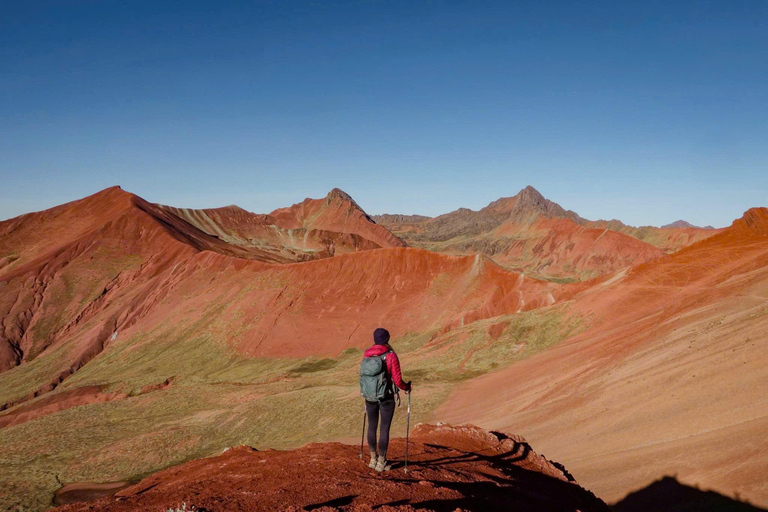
left=373, top=186, right=725, bottom=279
left=1, top=188, right=766, bottom=511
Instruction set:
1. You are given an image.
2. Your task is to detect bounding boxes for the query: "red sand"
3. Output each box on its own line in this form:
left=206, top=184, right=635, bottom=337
left=56, top=424, right=608, bottom=511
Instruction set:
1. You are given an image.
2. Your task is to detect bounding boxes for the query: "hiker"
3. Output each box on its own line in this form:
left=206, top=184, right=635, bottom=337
left=359, top=327, right=412, bottom=472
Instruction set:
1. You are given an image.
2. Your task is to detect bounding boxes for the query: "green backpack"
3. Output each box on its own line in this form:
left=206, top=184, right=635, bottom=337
left=359, top=351, right=392, bottom=402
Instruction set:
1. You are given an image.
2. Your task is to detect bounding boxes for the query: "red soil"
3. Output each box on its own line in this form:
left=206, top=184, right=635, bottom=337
left=2, top=187, right=766, bottom=508
left=0, top=187, right=203, bottom=374
left=0, top=377, right=175, bottom=428
left=120, top=248, right=560, bottom=359
left=489, top=215, right=666, bottom=278
left=56, top=424, right=608, bottom=511
left=438, top=208, right=768, bottom=505
left=54, top=482, right=134, bottom=506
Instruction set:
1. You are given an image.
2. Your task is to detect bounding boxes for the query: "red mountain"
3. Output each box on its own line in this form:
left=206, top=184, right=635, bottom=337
left=270, top=188, right=407, bottom=250
left=375, top=186, right=669, bottom=281
left=1, top=187, right=765, bottom=511
left=439, top=207, right=768, bottom=504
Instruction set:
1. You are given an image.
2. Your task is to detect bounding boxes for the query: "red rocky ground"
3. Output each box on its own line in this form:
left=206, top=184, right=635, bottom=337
left=56, top=424, right=608, bottom=512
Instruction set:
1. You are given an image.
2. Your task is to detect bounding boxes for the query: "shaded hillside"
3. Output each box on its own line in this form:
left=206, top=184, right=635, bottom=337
left=375, top=186, right=667, bottom=281
left=439, top=208, right=768, bottom=507
left=56, top=424, right=609, bottom=512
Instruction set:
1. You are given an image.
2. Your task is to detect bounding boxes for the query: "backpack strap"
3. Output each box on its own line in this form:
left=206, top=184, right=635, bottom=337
left=381, top=350, right=403, bottom=406
left=379, top=351, right=396, bottom=401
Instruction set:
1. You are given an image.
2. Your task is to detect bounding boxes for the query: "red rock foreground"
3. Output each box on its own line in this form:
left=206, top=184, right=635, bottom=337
left=57, top=424, right=608, bottom=512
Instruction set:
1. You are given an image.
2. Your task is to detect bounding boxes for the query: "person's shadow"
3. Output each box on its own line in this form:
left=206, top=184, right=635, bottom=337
left=611, top=475, right=767, bottom=512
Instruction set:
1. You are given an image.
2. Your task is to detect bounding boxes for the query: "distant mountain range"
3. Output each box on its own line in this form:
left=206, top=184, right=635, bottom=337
left=660, top=219, right=716, bottom=229
left=373, top=186, right=721, bottom=281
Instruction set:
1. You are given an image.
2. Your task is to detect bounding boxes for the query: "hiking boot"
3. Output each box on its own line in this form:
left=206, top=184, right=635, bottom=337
left=368, top=452, right=377, bottom=469
left=375, top=455, right=392, bottom=472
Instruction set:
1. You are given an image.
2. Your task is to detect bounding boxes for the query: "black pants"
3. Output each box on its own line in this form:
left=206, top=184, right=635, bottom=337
left=365, top=397, right=395, bottom=457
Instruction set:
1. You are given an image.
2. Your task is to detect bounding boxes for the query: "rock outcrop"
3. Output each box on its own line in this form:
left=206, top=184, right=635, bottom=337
left=56, top=424, right=609, bottom=511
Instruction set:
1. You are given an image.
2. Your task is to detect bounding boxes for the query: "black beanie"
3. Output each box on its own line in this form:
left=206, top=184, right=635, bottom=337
left=373, top=327, right=390, bottom=345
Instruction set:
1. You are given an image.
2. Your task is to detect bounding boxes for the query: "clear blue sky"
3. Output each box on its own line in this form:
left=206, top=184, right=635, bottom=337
left=1, top=1, right=766, bottom=227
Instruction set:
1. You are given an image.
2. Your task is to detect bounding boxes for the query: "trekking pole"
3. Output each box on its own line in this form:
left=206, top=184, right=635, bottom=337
left=404, top=391, right=411, bottom=473
left=359, top=405, right=366, bottom=460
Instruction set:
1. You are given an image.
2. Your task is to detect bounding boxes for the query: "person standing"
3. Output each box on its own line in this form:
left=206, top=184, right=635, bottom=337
left=359, top=327, right=412, bottom=472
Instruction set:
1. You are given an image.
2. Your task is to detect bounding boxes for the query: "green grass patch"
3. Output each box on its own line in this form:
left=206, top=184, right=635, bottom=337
left=0, top=342, right=74, bottom=406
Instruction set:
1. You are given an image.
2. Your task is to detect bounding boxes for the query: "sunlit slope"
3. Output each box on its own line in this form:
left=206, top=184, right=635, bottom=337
left=158, top=188, right=404, bottom=262
left=437, top=208, right=768, bottom=506
left=270, top=187, right=407, bottom=249
left=0, top=184, right=567, bottom=411
left=0, top=186, right=408, bottom=379
left=0, top=187, right=213, bottom=375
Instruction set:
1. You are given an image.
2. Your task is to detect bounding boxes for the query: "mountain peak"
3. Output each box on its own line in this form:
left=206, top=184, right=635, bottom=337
left=518, top=185, right=545, bottom=201
left=324, top=187, right=369, bottom=214
left=661, top=220, right=696, bottom=229
left=509, top=186, right=583, bottom=222
left=325, top=188, right=355, bottom=203
left=88, top=185, right=129, bottom=200
left=661, top=220, right=719, bottom=230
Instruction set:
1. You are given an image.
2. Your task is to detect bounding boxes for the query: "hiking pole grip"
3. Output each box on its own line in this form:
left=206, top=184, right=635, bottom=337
left=360, top=405, right=366, bottom=460
left=404, top=391, right=411, bottom=473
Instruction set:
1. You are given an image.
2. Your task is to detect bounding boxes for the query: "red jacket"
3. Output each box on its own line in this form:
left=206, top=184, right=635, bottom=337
left=363, top=344, right=411, bottom=392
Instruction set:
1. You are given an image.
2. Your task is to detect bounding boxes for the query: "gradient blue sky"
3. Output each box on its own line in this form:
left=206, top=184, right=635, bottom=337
left=1, top=1, right=766, bottom=227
